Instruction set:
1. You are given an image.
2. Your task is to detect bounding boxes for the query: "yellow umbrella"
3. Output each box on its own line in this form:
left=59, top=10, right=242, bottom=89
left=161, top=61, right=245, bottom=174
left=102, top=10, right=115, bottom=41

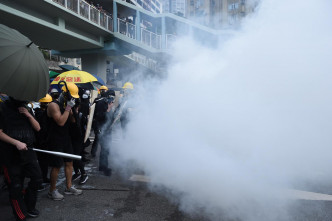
left=51, top=70, right=98, bottom=89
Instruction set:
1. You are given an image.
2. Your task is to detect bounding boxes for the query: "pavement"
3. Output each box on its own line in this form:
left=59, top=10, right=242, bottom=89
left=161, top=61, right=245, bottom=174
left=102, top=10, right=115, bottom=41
left=2, top=143, right=332, bottom=220
left=0, top=143, right=204, bottom=221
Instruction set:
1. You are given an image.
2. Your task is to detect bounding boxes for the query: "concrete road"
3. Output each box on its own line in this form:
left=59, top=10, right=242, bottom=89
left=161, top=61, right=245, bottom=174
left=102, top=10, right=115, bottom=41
left=0, top=156, right=204, bottom=221
left=2, top=150, right=332, bottom=221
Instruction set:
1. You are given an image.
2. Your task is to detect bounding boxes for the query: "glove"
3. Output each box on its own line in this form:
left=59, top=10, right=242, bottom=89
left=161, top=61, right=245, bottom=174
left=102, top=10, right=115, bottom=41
left=65, top=98, right=76, bottom=111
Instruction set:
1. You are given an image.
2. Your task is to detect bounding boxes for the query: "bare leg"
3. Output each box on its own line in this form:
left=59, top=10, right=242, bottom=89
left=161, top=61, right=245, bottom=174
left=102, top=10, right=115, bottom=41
left=64, top=162, right=73, bottom=189
left=49, top=167, right=60, bottom=192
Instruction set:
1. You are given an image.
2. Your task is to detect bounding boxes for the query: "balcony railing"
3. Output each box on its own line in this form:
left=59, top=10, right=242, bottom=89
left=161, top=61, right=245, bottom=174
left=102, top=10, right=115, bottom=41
left=141, top=29, right=161, bottom=49
left=118, top=18, right=136, bottom=39
left=52, top=0, right=173, bottom=50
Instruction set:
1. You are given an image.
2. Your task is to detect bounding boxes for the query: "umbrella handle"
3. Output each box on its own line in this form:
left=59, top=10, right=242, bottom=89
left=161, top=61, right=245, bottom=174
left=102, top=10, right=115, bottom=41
left=58, top=80, right=72, bottom=100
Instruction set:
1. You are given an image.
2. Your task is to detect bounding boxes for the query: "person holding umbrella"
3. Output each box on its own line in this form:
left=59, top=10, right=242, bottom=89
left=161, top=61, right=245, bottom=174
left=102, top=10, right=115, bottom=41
left=47, top=82, right=83, bottom=200
left=0, top=24, right=49, bottom=220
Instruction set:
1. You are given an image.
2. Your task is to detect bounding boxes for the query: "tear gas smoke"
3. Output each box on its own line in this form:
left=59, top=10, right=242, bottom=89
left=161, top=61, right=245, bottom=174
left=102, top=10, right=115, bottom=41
left=108, top=0, right=332, bottom=220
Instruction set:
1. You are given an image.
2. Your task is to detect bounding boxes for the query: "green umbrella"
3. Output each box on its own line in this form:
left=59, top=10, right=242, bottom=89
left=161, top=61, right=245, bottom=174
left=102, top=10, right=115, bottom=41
left=49, top=70, right=60, bottom=79
left=0, top=24, right=49, bottom=101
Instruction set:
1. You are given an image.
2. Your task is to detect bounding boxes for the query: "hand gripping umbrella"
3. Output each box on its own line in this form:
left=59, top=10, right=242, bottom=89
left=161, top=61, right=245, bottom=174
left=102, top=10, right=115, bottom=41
left=0, top=24, right=49, bottom=101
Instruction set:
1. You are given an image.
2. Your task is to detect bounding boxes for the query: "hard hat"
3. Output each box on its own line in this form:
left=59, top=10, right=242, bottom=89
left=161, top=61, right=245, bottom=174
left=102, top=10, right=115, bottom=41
left=61, top=83, right=79, bottom=98
left=39, top=94, right=52, bottom=103
left=100, top=85, right=108, bottom=90
left=122, top=82, right=134, bottom=89
left=50, top=88, right=59, bottom=93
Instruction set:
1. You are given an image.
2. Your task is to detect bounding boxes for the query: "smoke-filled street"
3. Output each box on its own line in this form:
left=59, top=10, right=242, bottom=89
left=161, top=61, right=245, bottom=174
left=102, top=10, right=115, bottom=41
left=3, top=145, right=332, bottom=221
left=1, top=0, right=332, bottom=220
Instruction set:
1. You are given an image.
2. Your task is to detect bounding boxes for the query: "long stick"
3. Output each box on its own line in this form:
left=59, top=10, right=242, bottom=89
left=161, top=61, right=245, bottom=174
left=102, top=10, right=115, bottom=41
left=31, top=148, right=82, bottom=160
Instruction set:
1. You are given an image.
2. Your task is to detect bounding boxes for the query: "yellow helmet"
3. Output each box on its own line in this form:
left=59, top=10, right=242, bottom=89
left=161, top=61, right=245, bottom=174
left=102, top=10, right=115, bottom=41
left=39, top=94, right=52, bottom=103
left=123, top=82, right=134, bottom=90
left=100, top=85, right=108, bottom=90
left=61, top=82, right=79, bottom=98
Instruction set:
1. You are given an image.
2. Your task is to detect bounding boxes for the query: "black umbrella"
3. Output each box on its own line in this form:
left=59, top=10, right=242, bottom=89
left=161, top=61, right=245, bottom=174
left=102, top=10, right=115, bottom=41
left=59, top=64, right=80, bottom=71
left=0, top=24, right=49, bottom=101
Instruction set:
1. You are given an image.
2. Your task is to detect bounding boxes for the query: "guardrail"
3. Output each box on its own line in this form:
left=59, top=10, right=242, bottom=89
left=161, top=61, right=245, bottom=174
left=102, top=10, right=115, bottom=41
left=141, top=29, right=161, bottom=49
left=53, top=0, right=113, bottom=31
left=52, top=0, right=176, bottom=50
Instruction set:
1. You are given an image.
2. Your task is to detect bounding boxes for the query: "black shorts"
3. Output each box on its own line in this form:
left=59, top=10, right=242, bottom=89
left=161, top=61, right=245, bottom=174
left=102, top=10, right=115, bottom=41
left=48, top=142, right=74, bottom=168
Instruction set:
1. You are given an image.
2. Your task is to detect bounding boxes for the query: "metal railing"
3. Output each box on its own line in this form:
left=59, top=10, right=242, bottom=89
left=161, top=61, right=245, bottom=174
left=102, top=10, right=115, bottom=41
left=141, top=29, right=161, bottom=49
left=118, top=18, right=136, bottom=39
left=53, top=0, right=113, bottom=31
left=52, top=0, right=171, bottom=50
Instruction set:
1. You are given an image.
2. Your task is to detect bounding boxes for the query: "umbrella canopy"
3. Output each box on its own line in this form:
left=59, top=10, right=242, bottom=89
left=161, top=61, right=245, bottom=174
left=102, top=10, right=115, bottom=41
left=59, top=64, right=80, bottom=71
left=49, top=70, right=60, bottom=78
left=0, top=24, right=49, bottom=101
left=92, top=74, right=106, bottom=85
left=51, top=70, right=98, bottom=90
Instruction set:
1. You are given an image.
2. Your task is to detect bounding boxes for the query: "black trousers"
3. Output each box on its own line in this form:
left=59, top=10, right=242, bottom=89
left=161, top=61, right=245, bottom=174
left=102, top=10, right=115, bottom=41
left=36, top=152, right=49, bottom=182
left=3, top=152, right=42, bottom=221
left=91, top=128, right=100, bottom=156
left=99, top=134, right=111, bottom=171
left=72, top=140, right=85, bottom=175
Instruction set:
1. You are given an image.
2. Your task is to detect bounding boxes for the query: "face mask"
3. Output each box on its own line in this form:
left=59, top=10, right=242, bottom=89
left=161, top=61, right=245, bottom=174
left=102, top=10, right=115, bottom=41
left=82, top=94, right=89, bottom=99
left=51, top=93, right=59, bottom=100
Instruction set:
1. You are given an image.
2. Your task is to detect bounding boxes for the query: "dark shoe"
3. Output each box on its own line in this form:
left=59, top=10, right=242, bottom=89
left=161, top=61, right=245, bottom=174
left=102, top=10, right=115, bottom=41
left=72, top=172, right=81, bottom=181
left=37, top=184, right=47, bottom=192
left=27, top=208, right=40, bottom=218
left=79, top=174, right=89, bottom=185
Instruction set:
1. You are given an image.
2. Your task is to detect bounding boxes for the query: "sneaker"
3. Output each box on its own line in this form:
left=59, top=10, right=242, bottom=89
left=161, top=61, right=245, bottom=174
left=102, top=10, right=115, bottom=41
left=37, top=184, right=47, bottom=192
left=48, top=189, right=64, bottom=201
left=79, top=174, right=88, bottom=185
left=64, top=186, right=83, bottom=195
left=72, top=172, right=81, bottom=181
left=27, top=208, right=40, bottom=218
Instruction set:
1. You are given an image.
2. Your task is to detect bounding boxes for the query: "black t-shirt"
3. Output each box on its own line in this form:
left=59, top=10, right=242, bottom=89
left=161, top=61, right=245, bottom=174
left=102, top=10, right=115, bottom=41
left=46, top=100, right=71, bottom=148
left=93, top=98, right=108, bottom=130
left=0, top=100, right=37, bottom=165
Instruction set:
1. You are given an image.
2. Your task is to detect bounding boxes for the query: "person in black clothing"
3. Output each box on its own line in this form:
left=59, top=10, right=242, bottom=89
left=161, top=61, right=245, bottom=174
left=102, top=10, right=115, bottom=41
left=47, top=83, right=82, bottom=200
left=70, top=102, right=89, bottom=185
left=34, top=94, right=52, bottom=186
left=90, top=87, right=111, bottom=157
left=79, top=89, right=91, bottom=162
left=0, top=97, right=42, bottom=220
left=91, top=90, right=115, bottom=176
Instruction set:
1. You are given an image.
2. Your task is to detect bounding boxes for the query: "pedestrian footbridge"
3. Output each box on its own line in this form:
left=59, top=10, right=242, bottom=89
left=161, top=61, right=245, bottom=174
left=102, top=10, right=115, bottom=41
left=0, top=0, right=231, bottom=78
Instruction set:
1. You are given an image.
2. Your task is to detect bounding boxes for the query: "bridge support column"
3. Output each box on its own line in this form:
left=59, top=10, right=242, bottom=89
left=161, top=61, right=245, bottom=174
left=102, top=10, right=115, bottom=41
left=81, top=54, right=109, bottom=84
left=57, top=17, right=65, bottom=29
left=136, top=11, right=141, bottom=41
left=113, top=1, right=118, bottom=32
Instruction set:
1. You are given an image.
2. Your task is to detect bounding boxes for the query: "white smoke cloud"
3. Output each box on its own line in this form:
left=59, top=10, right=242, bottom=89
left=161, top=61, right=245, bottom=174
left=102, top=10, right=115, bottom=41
left=109, top=0, right=332, bottom=220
